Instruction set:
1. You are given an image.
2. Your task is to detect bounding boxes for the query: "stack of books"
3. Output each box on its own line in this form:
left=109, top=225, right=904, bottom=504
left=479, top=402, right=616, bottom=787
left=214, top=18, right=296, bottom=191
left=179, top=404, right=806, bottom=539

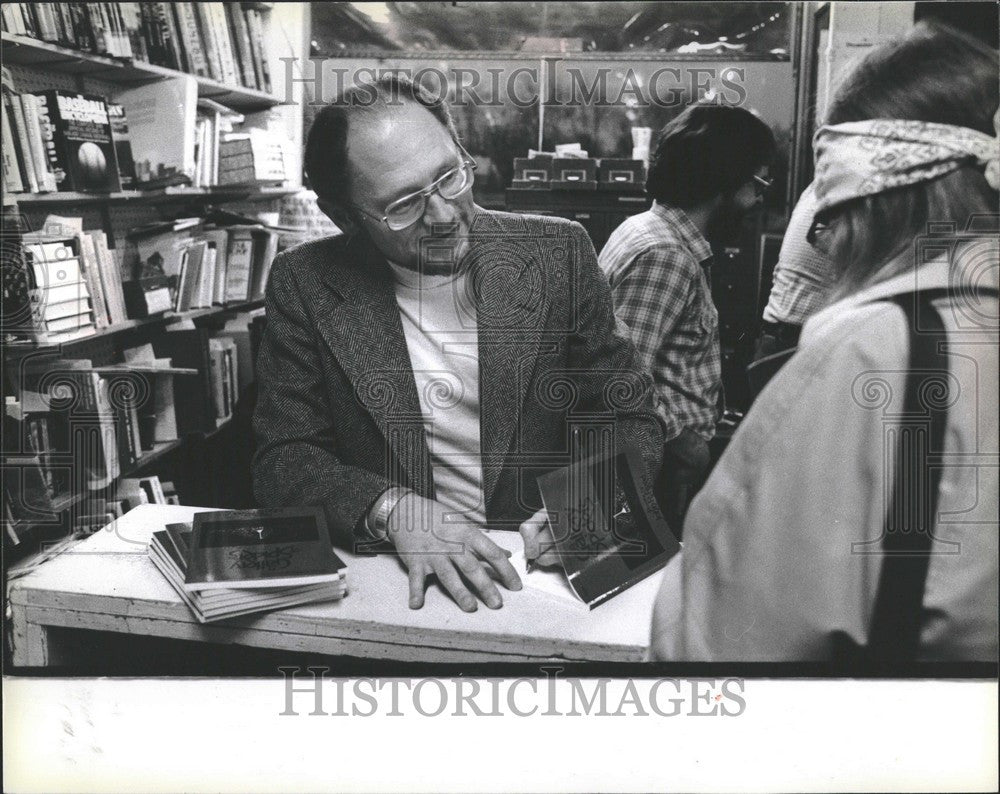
left=218, top=130, right=286, bottom=186
left=21, top=225, right=128, bottom=343
left=147, top=507, right=347, bottom=623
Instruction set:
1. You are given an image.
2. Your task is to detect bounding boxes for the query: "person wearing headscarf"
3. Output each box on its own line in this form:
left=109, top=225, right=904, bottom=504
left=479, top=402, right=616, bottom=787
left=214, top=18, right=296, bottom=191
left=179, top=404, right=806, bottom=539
left=651, top=22, right=998, bottom=662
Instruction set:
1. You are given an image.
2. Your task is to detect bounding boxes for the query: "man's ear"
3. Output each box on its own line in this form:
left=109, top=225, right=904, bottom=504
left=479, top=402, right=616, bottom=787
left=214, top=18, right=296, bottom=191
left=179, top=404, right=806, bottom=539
left=316, top=196, right=357, bottom=236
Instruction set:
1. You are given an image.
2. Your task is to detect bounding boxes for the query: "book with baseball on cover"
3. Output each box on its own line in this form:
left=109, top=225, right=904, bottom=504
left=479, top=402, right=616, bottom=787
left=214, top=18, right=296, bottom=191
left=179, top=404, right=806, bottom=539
left=184, top=507, right=346, bottom=592
left=33, top=90, right=121, bottom=192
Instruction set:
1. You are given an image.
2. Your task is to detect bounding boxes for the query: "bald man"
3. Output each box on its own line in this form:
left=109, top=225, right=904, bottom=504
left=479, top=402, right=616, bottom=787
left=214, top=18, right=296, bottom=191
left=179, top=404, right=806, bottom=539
left=253, top=75, right=665, bottom=614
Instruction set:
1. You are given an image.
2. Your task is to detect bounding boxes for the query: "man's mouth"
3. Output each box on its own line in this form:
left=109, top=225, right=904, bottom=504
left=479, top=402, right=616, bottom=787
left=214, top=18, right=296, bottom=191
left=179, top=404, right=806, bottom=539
left=427, top=221, right=461, bottom=239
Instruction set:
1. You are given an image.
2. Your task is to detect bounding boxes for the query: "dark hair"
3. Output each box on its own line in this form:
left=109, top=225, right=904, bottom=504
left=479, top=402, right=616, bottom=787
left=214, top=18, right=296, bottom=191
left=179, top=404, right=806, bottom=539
left=822, top=22, right=998, bottom=296
left=304, top=74, right=461, bottom=210
left=645, top=103, right=776, bottom=208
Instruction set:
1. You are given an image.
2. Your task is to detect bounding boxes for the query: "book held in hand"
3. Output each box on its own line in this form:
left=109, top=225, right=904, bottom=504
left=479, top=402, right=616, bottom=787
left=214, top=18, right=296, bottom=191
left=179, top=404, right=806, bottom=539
left=536, top=446, right=681, bottom=609
left=185, top=506, right=346, bottom=592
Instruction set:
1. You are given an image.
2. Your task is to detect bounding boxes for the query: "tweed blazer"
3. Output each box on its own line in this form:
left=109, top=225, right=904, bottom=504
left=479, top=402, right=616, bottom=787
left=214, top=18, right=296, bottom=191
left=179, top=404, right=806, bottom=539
left=252, top=209, right=665, bottom=545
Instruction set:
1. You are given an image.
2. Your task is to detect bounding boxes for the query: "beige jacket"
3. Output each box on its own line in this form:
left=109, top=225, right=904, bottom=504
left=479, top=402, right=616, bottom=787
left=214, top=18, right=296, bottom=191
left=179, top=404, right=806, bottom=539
left=651, top=253, right=998, bottom=661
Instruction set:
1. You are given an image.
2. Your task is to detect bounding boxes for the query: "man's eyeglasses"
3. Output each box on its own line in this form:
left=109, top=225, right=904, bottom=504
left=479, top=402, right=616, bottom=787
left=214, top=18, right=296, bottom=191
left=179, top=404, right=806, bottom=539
left=352, top=153, right=477, bottom=232
left=753, top=174, right=773, bottom=197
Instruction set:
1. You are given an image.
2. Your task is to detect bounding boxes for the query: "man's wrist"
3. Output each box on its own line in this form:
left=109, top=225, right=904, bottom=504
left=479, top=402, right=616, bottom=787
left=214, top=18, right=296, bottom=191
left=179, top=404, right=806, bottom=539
left=364, top=486, right=415, bottom=541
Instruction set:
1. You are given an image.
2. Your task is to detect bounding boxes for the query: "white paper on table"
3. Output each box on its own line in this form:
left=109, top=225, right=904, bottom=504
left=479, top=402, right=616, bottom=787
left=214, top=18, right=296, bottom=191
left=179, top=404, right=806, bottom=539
left=508, top=549, right=585, bottom=608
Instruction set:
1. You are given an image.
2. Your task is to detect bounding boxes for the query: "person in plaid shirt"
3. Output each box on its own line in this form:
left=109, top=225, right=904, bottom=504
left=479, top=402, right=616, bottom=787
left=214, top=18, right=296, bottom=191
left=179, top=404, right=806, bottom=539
left=599, top=103, right=775, bottom=530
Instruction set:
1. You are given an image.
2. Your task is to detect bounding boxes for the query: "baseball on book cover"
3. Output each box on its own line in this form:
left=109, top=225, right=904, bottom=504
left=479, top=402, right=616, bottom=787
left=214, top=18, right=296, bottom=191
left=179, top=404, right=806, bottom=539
left=34, top=90, right=122, bottom=192
left=536, top=445, right=680, bottom=609
left=184, top=507, right=346, bottom=591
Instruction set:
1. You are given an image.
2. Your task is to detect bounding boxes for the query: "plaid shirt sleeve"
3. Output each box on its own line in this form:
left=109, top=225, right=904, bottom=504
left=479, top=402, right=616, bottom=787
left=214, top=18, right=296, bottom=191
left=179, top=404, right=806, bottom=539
left=607, top=243, right=696, bottom=442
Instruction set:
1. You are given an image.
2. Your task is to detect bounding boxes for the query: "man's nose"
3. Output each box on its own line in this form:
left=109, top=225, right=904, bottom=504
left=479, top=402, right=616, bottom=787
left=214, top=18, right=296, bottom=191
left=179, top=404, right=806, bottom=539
left=423, top=191, right=456, bottom=228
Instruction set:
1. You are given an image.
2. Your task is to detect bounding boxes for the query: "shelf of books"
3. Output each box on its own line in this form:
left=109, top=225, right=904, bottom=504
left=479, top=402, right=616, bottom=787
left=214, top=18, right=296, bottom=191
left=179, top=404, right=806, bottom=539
left=1, top=2, right=310, bottom=558
left=1, top=32, right=287, bottom=112
left=10, top=186, right=300, bottom=207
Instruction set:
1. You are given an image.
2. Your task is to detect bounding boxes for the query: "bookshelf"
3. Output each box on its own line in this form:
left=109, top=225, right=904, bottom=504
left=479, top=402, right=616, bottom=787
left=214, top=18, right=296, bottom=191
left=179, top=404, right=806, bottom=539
left=0, top=32, right=288, bottom=111
left=1, top=3, right=310, bottom=559
left=10, top=185, right=299, bottom=207
left=4, top=299, right=266, bottom=359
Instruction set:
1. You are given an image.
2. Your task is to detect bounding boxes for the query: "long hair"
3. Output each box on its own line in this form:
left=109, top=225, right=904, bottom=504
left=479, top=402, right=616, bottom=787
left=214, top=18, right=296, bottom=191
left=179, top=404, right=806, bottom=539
left=821, top=22, right=998, bottom=298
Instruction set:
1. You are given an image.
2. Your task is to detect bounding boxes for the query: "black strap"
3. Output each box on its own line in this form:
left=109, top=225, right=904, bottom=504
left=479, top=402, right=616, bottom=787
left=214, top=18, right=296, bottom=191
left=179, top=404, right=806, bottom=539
left=832, top=285, right=1000, bottom=666
left=862, top=290, right=949, bottom=663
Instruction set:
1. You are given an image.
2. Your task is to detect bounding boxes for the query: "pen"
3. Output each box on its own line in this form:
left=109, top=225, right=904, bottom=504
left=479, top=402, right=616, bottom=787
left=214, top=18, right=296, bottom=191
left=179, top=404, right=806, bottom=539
left=525, top=558, right=537, bottom=574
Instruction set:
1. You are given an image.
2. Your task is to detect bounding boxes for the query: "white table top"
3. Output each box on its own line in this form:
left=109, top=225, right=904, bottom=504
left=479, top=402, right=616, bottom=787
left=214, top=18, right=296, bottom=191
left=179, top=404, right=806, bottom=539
left=10, top=504, right=663, bottom=663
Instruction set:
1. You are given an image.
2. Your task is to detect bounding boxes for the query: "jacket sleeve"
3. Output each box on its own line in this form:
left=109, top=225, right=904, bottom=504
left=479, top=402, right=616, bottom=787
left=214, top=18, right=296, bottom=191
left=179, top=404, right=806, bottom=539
left=565, top=223, right=666, bottom=490
left=252, top=252, right=391, bottom=545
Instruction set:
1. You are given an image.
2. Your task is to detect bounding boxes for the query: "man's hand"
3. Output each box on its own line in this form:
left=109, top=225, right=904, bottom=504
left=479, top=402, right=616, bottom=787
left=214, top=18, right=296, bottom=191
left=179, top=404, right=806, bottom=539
left=518, top=507, right=561, bottom=569
left=387, top=493, right=522, bottom=612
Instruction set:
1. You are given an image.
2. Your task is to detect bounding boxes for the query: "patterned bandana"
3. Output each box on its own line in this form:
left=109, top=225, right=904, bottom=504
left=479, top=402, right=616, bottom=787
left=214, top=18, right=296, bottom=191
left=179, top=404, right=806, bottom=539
left=812, top=111, right=1000, bottom=217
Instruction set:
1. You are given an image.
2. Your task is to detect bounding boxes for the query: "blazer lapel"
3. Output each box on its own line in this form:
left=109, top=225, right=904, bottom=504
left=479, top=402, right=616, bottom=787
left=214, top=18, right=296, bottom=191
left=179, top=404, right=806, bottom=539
left=313, top=236, right=434, bottom=497
left=474, top=219, right=550, bottom=510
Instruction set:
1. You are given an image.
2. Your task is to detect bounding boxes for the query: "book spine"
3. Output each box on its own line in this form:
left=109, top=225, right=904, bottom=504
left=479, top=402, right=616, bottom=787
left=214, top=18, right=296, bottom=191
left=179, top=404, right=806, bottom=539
left=85, top=4, right=109, bottom=55
left=223, top=233, right=253, bottom=303
left=1, top=96, right=24, bottom=192
left=212, top=231, right=229, bottom=305
left=227, top=2, right=258, bottom=90
left=32, top=92, right=66, bottom=192
left=92, top=372, right=120, bottom=486
left=120, top=2, right=145, bottom=61
left=73, top=233, right=109, bottom=329
left=249, top=231, right=277, bottom=301
left=208, top=3, right=239, bottom=87
left=159, top=2, right=186, bottom=72
left=244, top=8, right=269, bottom=93
left=16, top=4, right=35, bottom=37
left=93, top=231, right=128, bottom=324
left=20, top=94, right=56, bottom=192
left=174, top=3, right=209, bottom=77
left=248, top=10, right=271, bottom=93
left=34, top=3, right=60, bottom=42
left=195, top=2, right=223, bottom=82
left=44, top=311, right=93, bottom=333
left=79, top=232, right=111, bottom=327
left=54, top=4, right=75, bottom=46
left=209, top=343, right=225, bottom=419
left=106, top=376, right=138, bottom=471
left=39, top=297, right=92, bottom=321
left=69, top=3, right=96, bottom=52
left=29, top=252, right=83, bottom=286
left=6, top=90, right=38, bottom=192
left=107, top=103, right=136, bottom=189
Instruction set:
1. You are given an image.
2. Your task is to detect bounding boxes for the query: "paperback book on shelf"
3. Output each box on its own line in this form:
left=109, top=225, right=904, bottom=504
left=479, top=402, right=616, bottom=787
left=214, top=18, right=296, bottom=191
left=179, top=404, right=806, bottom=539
left=33, top=90, right=122, bottom=193
left=107, top=102, right=137, bottom=190
left=113, top=75, right=198, bottom=186
left=185, top=507, right=346, bottom=592
left=149, top=521, right=346, bottom=623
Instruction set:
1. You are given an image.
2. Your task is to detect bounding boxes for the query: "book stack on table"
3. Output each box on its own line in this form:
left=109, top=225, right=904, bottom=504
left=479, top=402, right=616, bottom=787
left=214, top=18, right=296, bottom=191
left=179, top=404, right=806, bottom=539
left=147, top=506, right=347, bottom=623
